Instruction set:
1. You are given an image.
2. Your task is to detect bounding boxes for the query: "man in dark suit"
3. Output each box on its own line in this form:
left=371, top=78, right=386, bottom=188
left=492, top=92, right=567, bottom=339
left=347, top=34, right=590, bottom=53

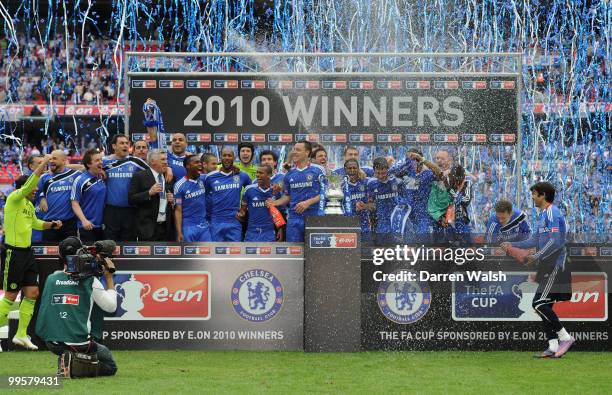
left=128, top=149, right=175, bottom=241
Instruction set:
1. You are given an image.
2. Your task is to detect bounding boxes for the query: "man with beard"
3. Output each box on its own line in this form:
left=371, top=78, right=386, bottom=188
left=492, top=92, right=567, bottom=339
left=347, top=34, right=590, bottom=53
left=204, top=148, right=251, bottom=241
left=38, top=150, right=81, bottom=241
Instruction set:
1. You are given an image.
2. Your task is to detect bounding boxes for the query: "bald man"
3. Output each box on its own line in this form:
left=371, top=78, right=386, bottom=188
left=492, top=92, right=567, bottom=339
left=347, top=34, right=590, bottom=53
left=434, top=150, right=453, bottom=174
left=37, top=150, right=82, bottom=241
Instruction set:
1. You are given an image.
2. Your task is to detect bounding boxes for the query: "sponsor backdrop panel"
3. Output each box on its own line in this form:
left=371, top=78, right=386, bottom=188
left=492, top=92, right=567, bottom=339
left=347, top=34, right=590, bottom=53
left=361, top=244, right=611, bottom=351
left=304, top=216, right=361, bottom=352
left=128, top=74, right=518, bottom=145
left=33, top=243, right=303, bottom=351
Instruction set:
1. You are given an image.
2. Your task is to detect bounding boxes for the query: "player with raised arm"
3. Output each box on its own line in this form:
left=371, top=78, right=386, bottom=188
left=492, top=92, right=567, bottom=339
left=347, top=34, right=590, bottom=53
left=1, top=155, right=63, bottom=350
left=390, top=149, right=443, bottom=243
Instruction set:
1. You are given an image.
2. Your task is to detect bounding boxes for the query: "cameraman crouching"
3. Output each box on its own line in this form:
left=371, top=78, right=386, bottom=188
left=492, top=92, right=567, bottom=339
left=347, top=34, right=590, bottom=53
left=35, top=237, right=118, bottom=377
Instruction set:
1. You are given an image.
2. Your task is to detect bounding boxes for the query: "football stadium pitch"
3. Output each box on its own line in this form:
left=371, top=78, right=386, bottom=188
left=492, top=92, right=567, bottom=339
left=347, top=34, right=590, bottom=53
left=2, top=351, right=611, bottom=394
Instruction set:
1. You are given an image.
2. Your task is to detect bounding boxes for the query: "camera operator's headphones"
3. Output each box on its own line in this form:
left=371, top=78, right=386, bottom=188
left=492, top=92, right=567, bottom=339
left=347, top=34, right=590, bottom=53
left=59, top=237, right=83, bottom=258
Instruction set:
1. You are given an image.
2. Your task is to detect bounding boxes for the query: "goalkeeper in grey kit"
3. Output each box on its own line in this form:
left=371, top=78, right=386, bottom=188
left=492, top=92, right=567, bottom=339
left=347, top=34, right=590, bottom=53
left=36, top=237, right=118, bottom=377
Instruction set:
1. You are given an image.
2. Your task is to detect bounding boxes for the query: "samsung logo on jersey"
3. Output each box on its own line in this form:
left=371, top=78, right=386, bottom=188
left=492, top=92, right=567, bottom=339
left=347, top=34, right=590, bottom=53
left=350, top=192, right=366, bottom=200
left=290, top=182, right=313, bottom=188
left=376, top=192, right=398, bottom=200
left=185, top=189, right=205, bottom=199
left=214, top=183, right=240, bottom=191
left=251, top=201, right=266, bottom=208
left=107, top=173, right=134, bottom=178
left=56, top=279, right=79, bottom=286
left=49, top=185, right=72, bottom=193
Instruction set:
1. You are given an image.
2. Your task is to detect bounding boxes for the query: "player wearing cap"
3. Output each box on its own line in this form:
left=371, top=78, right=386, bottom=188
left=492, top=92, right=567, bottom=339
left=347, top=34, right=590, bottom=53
left=236, top=142, right=257, bottom=180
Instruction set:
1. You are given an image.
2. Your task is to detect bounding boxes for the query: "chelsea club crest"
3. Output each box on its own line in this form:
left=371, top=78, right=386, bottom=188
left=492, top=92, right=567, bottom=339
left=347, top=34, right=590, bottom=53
left=377, top=270, right=431, bottom=324
left=231, top=269, right=284, bottom=322
left=233, top=175, right=240, bottom=182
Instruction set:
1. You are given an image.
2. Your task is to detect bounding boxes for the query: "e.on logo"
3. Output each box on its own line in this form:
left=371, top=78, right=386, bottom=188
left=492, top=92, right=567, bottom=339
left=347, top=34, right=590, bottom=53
left=554, top=273, right=608, bottom=320
left=107, top=271, right=210, bottom=320
left=334, top=233, right=357, bottom=248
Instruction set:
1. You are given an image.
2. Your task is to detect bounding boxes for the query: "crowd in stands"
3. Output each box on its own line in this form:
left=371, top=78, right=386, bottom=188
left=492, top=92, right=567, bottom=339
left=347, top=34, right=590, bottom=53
left=0, top=36, right=118, bottom=104
left=0, top=37, right=608, bottom=106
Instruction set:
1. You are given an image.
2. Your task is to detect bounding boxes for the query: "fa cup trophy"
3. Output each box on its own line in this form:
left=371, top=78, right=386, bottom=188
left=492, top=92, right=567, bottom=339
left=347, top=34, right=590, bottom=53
left=324, top=175, right=345, bottom=215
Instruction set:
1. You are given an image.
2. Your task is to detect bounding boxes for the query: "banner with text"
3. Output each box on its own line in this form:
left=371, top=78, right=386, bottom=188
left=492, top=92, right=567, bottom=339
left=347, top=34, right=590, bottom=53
left=128, top=74, right=518, bottom=145
left=33, top=242, right=303, bottom=350
left=361, top=244, right=611, bottom=351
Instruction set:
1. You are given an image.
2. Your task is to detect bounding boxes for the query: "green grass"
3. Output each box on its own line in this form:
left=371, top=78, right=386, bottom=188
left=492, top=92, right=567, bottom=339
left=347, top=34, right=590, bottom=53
left=1, top=351, right=610, bottom=394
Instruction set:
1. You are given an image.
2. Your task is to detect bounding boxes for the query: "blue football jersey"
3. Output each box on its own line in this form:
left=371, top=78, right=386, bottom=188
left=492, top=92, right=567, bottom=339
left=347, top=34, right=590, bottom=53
left=204, top=170, right=251, bottom=220
left=103, top=156, right=148, bottom=207
left=38, top=169, right=81, bottom=220
left=485, top=209, right=531, bottom=243
left=243, top=184, right=275, bottom=231
left=70, top=171, right=107, bottom=228
left=167, top=151, right=187, bottom=181
left=367, top=177, right=400, bottom=233
left=174, top=177, right=207, bottom=226
left=512, top=204, right=567, bottom=268
left=342, top=177, right=370, bottom=233
left=283, top=164, right=326, bottom=218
